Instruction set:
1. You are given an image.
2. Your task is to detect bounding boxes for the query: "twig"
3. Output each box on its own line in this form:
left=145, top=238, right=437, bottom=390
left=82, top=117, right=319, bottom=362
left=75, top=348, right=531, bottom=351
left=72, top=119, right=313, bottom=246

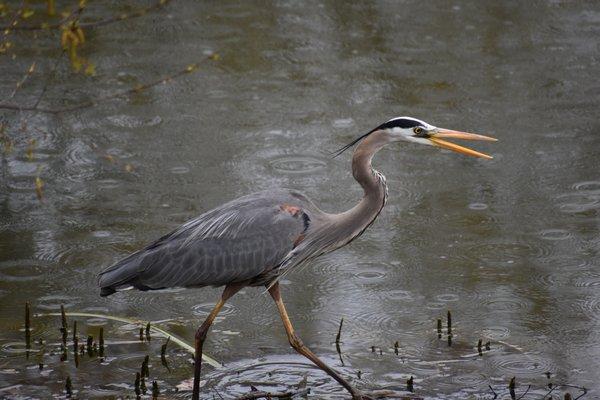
left=0, top=0, right=172, bottom=31
left=235, top=388, right=310, bottom=399
left=335, top=317, right=343, bottom=345
left=25, top=301, right=31, bottom=350
left=488, top=384, right=497, bottom=400
left=0, top=61, right=204, bottom=113
left=0, top=1, right=25, bottom=55
left=7, top=62, right=35, bottom=100
left=515, top=385, right=530, bottom=400
left=36, top=311, right=222, bottom=368
left=211, top=387, right=225, bottom=400
left=33, top=49, right=66, bottom=108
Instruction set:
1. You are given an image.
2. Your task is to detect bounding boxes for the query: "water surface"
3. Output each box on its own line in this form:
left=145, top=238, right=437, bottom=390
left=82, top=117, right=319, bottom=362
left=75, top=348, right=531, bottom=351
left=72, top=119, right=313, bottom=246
left=1, top=1, right=599, bottom=398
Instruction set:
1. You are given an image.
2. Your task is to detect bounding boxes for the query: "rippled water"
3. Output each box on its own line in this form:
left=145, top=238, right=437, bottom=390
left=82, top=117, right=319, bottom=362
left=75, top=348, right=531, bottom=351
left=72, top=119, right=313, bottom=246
left=1, top=1, right=599, bottom=399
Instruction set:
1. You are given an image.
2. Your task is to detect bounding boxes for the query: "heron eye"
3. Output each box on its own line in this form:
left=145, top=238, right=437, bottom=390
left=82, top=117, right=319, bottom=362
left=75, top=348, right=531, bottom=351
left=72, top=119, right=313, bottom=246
left=413, top=127, right=423, bottom=135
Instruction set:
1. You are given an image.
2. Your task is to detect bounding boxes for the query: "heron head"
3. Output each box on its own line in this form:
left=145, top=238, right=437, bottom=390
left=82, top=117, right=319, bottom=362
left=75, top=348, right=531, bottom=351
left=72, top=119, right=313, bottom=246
left=334, top=116, right=497, bottom=159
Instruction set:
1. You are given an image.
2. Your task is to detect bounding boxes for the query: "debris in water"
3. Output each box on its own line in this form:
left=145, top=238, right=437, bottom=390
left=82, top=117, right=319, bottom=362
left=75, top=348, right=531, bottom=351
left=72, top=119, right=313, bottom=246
left=152, top=380, right=159, bottom=398
left=60, top=305, right=68, bottom=346
left=134, top=372, right=141, bottom=396
left=25, top=302, right=31, bottom=351
left=35, top=176, right=44, bottom=201
left=65, top=375, right=72, bottom=397
left=99, top=327, right=105, bottom=357
left=509, top=377, right=516, bottom=400
left=141, top=354, right=150, bottom=378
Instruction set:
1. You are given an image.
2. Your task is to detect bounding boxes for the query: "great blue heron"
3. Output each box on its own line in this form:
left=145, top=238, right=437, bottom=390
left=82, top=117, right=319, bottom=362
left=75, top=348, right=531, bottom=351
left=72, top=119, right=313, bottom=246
left=98, top=116, right=496, bottom=399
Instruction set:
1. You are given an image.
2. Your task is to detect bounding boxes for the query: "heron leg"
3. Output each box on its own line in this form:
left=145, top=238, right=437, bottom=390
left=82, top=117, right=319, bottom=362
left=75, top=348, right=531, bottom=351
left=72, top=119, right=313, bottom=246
left=192, top=283, right=243, bottom=400
left=268, top=282, right=367, bottom=400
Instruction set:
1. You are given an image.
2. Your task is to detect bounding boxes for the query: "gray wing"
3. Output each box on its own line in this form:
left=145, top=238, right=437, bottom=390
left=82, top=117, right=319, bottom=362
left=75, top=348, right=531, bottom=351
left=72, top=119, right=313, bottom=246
left=98, top=190, right=313, bottom=296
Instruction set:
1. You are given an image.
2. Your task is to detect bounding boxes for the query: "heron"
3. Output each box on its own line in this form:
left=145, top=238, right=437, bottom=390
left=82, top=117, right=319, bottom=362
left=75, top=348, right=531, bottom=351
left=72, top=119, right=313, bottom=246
left=98, top=116, right=496, bottom=399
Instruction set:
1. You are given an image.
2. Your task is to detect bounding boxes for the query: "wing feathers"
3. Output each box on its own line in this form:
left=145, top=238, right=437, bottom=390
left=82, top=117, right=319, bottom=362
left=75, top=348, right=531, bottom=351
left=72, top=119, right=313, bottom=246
left=98, top=190, right=313, bottom=294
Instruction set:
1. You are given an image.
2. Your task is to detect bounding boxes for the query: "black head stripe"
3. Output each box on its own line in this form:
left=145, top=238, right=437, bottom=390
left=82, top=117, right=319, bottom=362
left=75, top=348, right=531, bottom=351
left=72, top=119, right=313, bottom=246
left=376, top=117, right=424, bottom=130
left=332, top=117, right=425, bottom=158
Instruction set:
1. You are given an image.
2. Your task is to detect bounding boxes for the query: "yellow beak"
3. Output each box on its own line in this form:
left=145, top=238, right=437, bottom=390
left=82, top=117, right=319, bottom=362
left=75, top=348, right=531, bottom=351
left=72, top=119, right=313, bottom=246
left=428, top=128, right=497, bottom=159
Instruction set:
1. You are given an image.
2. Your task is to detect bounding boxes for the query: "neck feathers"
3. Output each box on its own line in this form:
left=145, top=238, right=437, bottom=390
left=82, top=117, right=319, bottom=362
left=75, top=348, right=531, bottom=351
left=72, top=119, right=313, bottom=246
left=351, top=131, right=389, bottom=200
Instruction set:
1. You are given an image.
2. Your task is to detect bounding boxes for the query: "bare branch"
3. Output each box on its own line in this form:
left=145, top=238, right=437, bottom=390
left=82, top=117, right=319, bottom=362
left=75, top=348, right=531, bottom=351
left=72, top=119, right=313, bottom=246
left=0, top=60, right=206, bottom=114
left=7, top=62, right=35, bottom=100
left=0, top=0, right=172, bottom=31
left=235, top=388, right=310, bottom=399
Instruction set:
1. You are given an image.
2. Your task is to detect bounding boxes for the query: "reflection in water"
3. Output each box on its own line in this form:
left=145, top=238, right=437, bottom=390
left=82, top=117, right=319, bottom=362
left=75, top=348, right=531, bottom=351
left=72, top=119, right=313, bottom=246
left=1, top=0, right=599, bottom=398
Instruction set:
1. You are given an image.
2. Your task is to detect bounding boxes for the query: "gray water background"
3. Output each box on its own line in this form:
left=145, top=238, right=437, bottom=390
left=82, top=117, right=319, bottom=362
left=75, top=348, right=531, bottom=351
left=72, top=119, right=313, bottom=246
left=0, top=1, right=599, bottom=398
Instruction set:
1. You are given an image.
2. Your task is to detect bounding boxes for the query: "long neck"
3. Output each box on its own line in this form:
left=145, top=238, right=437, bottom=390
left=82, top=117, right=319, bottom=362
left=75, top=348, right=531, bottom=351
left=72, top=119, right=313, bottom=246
left=335, top=132, right=389, bottom=236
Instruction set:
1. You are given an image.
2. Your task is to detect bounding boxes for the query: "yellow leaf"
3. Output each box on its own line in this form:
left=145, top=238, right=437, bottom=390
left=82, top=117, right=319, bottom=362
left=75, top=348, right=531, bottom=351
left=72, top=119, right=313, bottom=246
left=60, top=30, right=68, bottom=48
left=125, top=164, right=134, bottom=173
left=84, top=62, right=96, bottom=76
left=104, top=154, right=115, bottom=163
left=35, top=177, right=44, bottom=200
left=47, top=0, right=56, bottom=16
left=21, top=9, right=34, bottom=19
left=75, top=27, right=85, bottom=43
left=72, top=58, right=82, bottom=72
left=185, top=64, right=198, bottom=72
left=28, top=62, right=36, bottom=74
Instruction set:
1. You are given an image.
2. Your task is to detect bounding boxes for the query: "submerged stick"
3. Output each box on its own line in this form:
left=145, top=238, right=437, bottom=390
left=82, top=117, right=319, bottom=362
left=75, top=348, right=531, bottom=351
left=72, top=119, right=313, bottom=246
left=141, top=355, right=150, bottom=378
left=236, top=388, right=310, bottom=399
left=509, top=377, right=516, bottom=400
left=37, top=311, right=221, bottom=368
left=25, top=302, right=31, bottom=350
left=65, top=376, right=72, bottom=397
left=145, top=322, right=151, bottom=341
left=160, top=337, right=169, bottom=357
left=407, top=376, right=414, bottom=392
left=437, top=318, right=442, bottom=338
left=335, top=318, right=343, bottom=345
left=60, top=305, right=68, bottom=331
left=152, top=380, right=159, bottom=399
left=72, top=321, right=78, bottom=348
left=334, top=317, right=344, bottom=365
left=477, top=339, right=482, bottom=356
left=134, top=372, right=141, bottom=396
left=161, top=337, right=171, bottom=371
left=87, top=335, right=94, bottom=357
left=447, top=310, right=453, bottom=347
left=99, top=327, right=105, bottom=357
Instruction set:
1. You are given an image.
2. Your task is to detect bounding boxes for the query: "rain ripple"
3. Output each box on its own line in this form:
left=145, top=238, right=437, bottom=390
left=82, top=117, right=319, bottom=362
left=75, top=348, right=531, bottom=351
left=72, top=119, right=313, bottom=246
left=488, top=353, right=555, bottom=378
left=0, top=260, right=46, bottom=282
left=556, top=180, right=600, bottom=214
left=269, top=155, right=327, bottom=174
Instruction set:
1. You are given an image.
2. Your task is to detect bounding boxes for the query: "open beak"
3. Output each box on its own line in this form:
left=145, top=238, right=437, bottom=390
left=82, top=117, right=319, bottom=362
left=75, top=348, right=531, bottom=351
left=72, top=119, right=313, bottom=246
left=428, top=128, right=497, bottom=159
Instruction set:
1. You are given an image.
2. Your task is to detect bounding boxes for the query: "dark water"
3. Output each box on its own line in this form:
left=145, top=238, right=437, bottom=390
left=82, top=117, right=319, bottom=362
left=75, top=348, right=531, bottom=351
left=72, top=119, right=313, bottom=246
left=1, top=1, right=599, bottom=398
